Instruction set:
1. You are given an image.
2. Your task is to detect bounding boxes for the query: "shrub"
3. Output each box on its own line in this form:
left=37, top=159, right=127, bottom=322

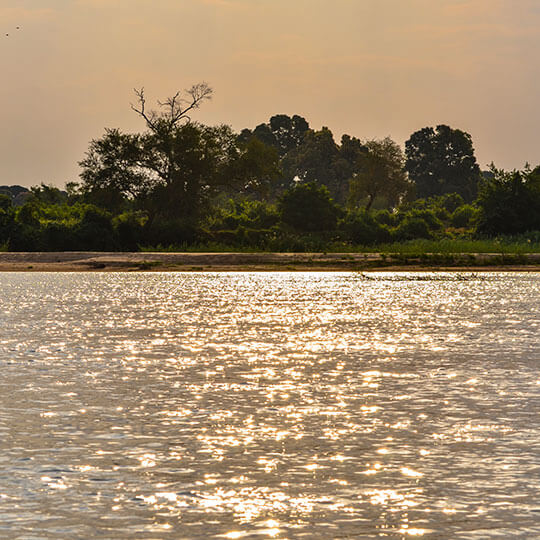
left=451, top=204, right=478, bottom=228
left=76, top=206, right=115, bottom=250
left=395, top=216, right=434, bottom=241
left=341, top=210, right=392, bottom=245
left=279, top=182, right=341, bottom=232
left=113, top=211, right=147, bottom=251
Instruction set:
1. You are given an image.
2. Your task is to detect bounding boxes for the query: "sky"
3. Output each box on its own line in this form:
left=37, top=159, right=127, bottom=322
left=1, top=0, right=540, bottom=187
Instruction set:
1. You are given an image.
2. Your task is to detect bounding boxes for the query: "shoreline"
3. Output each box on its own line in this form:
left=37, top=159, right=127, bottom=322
left=1, top=251, right=540, bottom=272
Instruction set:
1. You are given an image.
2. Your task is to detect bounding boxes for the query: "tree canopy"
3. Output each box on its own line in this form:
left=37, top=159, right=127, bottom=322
left=405, top=124, right=481, bottom=202
left=240, top=114, right=310, bottom=158
left=476, top=165, right=540, bottom=235
left=80, top=86, right=249, bottom=224
left=348, top=137, right=411, bottom=211
left=6, top=85, right=540, bottom=253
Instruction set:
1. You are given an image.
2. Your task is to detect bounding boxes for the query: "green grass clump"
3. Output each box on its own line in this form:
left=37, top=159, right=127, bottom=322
left=327, top=238, right=540, bottom=255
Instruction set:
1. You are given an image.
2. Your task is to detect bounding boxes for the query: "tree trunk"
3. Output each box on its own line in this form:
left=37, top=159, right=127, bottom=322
left=365, top=193, right=375, bottom=211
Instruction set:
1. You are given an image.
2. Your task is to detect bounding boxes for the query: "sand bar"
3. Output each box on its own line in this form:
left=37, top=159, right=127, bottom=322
left=1, top=251, right=540, bottom=272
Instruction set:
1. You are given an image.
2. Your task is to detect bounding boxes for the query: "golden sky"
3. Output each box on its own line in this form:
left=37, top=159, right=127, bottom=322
left=1, top=0, right=540, bottom=187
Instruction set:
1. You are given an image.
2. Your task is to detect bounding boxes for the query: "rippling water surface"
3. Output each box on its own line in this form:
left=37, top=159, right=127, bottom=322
left=1, top=272, right=540, bottom=539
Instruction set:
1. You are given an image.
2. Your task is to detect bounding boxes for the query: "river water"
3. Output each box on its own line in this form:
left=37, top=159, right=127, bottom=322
left=0, top=272, right=539, bottom=539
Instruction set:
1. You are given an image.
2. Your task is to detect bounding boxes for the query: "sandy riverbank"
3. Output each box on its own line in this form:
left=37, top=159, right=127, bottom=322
left=1, top=251, right=540, bottom=272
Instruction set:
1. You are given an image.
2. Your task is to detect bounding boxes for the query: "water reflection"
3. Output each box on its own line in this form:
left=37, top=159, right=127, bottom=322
left=0, top=272, right=539, bottom=538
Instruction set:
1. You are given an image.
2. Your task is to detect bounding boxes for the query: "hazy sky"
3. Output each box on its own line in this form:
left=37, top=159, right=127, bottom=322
left=2, top=0, right=540, bottom=187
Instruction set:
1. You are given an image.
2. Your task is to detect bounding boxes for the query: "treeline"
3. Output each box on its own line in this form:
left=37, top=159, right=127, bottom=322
left=1, top=84, right=540, bottom=252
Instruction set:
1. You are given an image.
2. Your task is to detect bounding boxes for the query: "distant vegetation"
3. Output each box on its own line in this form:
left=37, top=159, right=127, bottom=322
left=2, top=84, right=540, bottom=253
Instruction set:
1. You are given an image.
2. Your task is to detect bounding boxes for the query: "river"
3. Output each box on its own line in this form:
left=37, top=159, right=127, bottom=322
left=0, top=272, right=539, bottom=538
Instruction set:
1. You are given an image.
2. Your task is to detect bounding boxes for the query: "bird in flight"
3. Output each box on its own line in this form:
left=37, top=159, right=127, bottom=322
left=6, top=26, right=21, bottom=37
left=4, top=27, right=21, bottom=37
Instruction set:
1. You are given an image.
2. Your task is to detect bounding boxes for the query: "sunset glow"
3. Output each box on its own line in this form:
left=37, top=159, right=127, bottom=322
left=2, top=0, right=539, bottom=186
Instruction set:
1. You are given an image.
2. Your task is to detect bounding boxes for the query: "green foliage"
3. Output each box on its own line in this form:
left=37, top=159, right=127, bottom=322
left=279, top=182, right=341, bottom=232
left=144, top=218, right=198, bottom=247
left=30, top=183, right=68, bottom=205
left=348, top=137, right=411, bottom=211
left=476, top=166, right=540, bottom=235
left=373, top=209, right=399, bottom=227
left=0, top=198, right=15, bottom=248
left=394, top=215, right=434, bottom=241
left=80, top=121, right=243, bottom=224
left=341, top=210, right=392, bottom=245
left=0, top=194, right=12, bottom=211
left=42, top=222, right=77, bottom=251
left=438, top=193, right=466, bottom=213
left=10, top=93, right=540, bottom=253
left=6, top=201, right=130, bottom=251
left=79, top=128, right=149, bottom=203
left=405, top=125, right=481, bottom=201
left=281, top=127, right=350, bottom=203
left=207, top=199, right=279, bottom=231
left=76, top=206, right=115, bottom=250
left=16, top=203, right=41, bottom=228
left=199, top=199, right=279, bottom=249
left=451, top=204, right=478, bottom=228
left=229, top=137, right=282, bottom=199
left=113, top=211, right=147, bottom=251
left=241, top=114, right=310, bottom=158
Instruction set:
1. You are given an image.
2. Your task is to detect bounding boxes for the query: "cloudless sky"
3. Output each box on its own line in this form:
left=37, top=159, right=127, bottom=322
left=2, top=0, right=540, bottom=187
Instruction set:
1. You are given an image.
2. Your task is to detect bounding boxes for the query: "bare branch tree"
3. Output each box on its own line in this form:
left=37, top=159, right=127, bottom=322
left=130, top=88, right=158, bottom=131
left=131, top=83, right=213, bottom=132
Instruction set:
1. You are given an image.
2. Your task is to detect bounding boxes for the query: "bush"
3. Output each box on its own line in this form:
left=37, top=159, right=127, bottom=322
left=451, top=204, right=478, bottom=228
left=341, top=210, right=392, bottom=245
left=43, top=222, right=77, bottom=251
left=438, top=193, right=465, bottom=213
left=208, top=199, right=279, bottom=231
left=145, top=218, right=198, bottom=247
left=76, top=206, right=115, bottom=250
left=279, top=182, right=341, bottom=232
left=395, top=216, right=434, bottom=241
left=476, top=169, right=540, bottom=235
left=373, top=209, right=399, bottom=227
left=113, top=211, right=147, bottom=251
left=8, top=223, right=43, bottom=251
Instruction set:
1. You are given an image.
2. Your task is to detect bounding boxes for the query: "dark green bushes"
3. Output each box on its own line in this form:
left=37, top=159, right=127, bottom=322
left=341, top=210, right=392, bottom=245
left=278, top=182, right=341, bottom=232
left=476, top=168, right=540, bottom=235
left=9, top=163, right=540, bottom=252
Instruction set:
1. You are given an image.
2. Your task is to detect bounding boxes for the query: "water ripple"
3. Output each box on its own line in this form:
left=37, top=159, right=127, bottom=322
left=0, top=272, right=539, bottom=538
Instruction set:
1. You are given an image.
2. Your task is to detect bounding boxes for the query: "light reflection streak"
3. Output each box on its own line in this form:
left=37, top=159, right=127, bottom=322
left=1, top=272, right=539, bottom=538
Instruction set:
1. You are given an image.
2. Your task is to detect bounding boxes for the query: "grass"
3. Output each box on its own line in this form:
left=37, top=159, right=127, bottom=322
left=349, top=238, right=540, bottom=255
left=139, top=237, right=540, bottom=255
left=140, top=242, right=261, bottom=253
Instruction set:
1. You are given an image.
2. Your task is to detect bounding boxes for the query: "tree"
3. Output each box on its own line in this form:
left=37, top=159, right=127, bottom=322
left=282, top=127, right=350, bottom=202
left=476, top=165, right=540, bottom=235
left=278, top=181, right=341, bottom=232
left=80, top=84, right=244, bottom=224
left=405, top=124, right=481, bottom=202
left=240, top=114, right=310, bottom=158
left=30, top=183, right=68, bottom=205
left=79, top=128, right=151, bottom=204
left=229, top=136, right=281, bottom=200
left=348, top=137, right=410, bottom=211
left=0, top=194, right=14, bottom=246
